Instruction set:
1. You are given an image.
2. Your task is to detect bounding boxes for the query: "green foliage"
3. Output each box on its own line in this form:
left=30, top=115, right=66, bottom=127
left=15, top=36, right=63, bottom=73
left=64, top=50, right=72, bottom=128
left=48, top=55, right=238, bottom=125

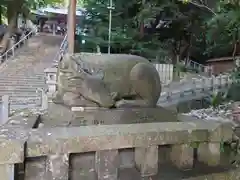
left=82, top=0, right=215, bottom=62
left=210, top=90, right=228, bottom=109
left=205, top=1, right=240, bottom=58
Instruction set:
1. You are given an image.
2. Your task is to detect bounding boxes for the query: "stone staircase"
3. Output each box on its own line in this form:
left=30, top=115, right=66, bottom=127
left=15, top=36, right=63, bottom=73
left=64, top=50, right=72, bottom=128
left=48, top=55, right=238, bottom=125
left=0, top=33, right=63, bottom=109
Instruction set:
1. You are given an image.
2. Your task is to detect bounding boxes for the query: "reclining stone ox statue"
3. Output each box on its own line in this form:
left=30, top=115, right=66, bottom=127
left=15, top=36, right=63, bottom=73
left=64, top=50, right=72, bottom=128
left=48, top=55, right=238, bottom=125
left=53, top=53, right=161, bottom=108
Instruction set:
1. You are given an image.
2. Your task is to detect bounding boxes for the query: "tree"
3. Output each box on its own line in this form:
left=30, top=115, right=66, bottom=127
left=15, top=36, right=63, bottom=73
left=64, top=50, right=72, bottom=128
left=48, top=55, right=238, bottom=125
left=82, top=0, right=217, bottom=66
left=205, top=1, right=240, bottom=59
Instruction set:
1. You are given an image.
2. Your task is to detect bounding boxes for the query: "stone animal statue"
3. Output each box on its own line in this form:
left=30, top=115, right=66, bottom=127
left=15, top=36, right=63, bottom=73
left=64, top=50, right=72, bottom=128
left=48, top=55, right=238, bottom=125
left=53, top=53, right=161, bottom=108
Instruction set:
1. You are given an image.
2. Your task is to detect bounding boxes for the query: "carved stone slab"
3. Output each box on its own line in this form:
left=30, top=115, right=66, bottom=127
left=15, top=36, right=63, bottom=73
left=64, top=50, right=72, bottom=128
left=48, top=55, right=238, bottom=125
left=71, top=107, right=178, bottom=126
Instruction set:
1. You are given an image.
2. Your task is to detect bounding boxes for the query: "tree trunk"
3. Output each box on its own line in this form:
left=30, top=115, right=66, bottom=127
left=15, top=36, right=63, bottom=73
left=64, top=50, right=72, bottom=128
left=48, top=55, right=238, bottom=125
left=173, top=54, right=180, bottom=81
left=232, top=29, right=238, bottom=62
left=0, top=0, right=24, bottom=54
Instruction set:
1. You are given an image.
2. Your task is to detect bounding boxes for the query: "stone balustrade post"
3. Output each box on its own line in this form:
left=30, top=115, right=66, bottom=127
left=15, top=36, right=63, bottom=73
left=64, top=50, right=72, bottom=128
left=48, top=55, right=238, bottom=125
left=95, top=150, right=119, bottom=180
left=191, top=79, right=196, bottom=94
left=135, top=146, right=158, bottom=177
left=201, top=78, right=205, bottom=92
left=197, top=122, right=233, bottom=166
left=1, top=95, right=10, bottom=125
left=210, top=76, right=214, bottom=90
left=218, top=75, right=222, bottom=88
left=46, top=154, right=69, bottom=180
left=170, top=144, right=194, bottom=170
left=225, top=75, right=229, bottom=86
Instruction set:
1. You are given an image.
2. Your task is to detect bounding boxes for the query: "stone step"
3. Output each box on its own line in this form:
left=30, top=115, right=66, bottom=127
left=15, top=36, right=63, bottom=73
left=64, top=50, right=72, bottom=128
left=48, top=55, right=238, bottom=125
left=0, top=78, right=44, bottom=82
left=0, top=81, right=45, bottom=85
left=0, top=88, right=45, bottom=93
left=0, top=74, right=44, bottom=78
left=0, top=82, right=46, bottom=86
left=0, top=87, right=46, bottom=91
left=10, top=99, right=41, bottom=105
left=0, top=92, right=40, bottom=97
left=10, top=104, right=40, bottom=110
left=0, top=80, right=45, bottom=84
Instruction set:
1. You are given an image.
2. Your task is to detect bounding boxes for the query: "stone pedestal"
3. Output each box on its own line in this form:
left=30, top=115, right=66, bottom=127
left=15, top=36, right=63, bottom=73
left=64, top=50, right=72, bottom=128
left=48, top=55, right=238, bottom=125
left=135, top=146, right=158, bottom=177
left=170, top=144, right=193, bottom=170
left=198, top=143, right=221, bottom=166
left=95, top=150, right=119, bottom=180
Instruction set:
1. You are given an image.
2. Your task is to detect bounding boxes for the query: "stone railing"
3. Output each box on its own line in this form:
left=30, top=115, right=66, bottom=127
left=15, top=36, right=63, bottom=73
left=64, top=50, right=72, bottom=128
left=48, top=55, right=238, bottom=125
left=52, top=34, right=68, bottom=66
left=0, top=91, right=48, bottom=123
left=0, top=27, right=37, bottom=63
left=185, top=59, right=213, bottom=75
left=0, top=117, right=237, bottom=180
left=159, top=74, right=237, bottom=106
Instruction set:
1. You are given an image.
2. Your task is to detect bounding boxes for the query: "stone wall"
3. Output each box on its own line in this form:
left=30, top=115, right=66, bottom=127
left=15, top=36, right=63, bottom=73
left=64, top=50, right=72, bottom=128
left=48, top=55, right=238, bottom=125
left=0, top=114, right=238, bottom=180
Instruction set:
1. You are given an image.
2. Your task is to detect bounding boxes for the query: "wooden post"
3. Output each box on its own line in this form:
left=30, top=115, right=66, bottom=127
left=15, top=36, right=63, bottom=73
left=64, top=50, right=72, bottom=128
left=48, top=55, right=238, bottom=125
left=67, top=0, right=76, bottom=54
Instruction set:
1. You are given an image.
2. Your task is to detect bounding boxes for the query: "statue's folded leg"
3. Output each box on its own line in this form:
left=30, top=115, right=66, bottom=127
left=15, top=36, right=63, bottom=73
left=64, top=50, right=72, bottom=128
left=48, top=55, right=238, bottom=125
left=55, top=91, right=99, bottom=107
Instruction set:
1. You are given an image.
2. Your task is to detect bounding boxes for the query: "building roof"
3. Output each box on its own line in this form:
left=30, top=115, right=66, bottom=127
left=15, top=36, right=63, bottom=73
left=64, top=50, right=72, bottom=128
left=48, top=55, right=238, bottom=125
left=32, top=6, right=85, bottom=17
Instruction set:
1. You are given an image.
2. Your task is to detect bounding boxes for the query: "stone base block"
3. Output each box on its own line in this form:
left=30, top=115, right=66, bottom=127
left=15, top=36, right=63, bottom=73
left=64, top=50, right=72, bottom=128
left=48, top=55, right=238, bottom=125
left=135, top=146, right=158, bottom=177
left=170, top=144, right=193, bottom=170
left=71, top=107, right=178, bottom=126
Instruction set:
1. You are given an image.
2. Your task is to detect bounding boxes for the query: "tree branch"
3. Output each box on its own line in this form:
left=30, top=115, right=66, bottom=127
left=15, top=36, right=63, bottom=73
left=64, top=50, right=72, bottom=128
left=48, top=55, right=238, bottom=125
left=179, top=0, right=217, bottom=16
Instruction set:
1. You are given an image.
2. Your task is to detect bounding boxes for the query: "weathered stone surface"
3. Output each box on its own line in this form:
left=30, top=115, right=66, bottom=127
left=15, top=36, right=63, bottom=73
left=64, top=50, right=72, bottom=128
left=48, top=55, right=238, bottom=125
left=170, top=144, right=194, bottom=170
left=95, top=150, right=119, bottom=180
left=71, top=107, right=178, bottom=126
left=26, top=122, right=209, bottom=157
left=184, top=120, right=234, bottom=142
left=0, top=164, right=14, bottom=180
left=0, top=127, right=28, bottom=164
left=25, top=157, right=46, bottom=180
left=198, top=143, right=222, bottom=166
left=135, top=146, right=158, bottom=177
left=46, top=154, right=69, bottom=180
left=208, top=122, right=233, bottom=142
left=40, top=103, right=73, bottom=127
left=6, top=114, right=40, bottom=128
